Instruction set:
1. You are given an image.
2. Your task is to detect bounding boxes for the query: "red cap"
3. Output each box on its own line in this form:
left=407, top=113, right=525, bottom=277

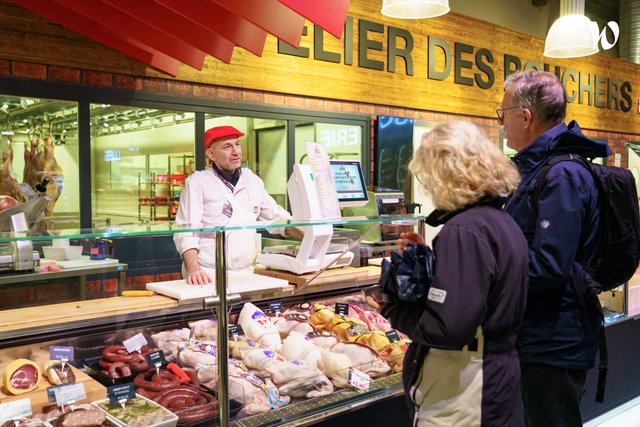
left=203, top=126, right=245, bottom=149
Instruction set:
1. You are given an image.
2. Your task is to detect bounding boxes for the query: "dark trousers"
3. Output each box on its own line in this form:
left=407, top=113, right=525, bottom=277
left=521, top=364, right=587, bottom=427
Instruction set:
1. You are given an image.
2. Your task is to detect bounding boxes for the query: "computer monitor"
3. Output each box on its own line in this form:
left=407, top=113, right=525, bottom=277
left=329, top=160, right=368, bottom=207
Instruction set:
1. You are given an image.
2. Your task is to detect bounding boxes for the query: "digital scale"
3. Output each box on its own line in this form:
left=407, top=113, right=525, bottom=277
left=257, top=156, right=368, bottom=275
left=0, top=197, right=48, bottom=272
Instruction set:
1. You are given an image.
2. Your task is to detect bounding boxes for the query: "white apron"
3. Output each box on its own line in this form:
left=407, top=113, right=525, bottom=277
left=183, top=180, right=259, bottom=277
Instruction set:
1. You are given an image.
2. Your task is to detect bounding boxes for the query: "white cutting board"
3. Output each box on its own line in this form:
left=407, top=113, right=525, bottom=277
left=146, top=271, right=289, bottom=301
left=40, top=255, right=120, bottom=269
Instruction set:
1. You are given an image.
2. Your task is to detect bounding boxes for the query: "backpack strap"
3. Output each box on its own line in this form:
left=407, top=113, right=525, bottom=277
left=531, top=153, right=593, bottom=213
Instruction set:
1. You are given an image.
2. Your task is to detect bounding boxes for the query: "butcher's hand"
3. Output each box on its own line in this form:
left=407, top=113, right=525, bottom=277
left=182, top=249, right=212, bottom=285
left=187, top=268, right=212, bottom=285
left=398, top=231, right=425, bottom=252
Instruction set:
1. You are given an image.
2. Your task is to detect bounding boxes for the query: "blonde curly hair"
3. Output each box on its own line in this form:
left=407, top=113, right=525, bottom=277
left=409, top=121, right=520, bottom=212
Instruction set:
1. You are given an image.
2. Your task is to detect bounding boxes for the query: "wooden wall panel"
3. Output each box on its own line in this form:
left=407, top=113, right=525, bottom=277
left=0, top=0, right=639, bottom=135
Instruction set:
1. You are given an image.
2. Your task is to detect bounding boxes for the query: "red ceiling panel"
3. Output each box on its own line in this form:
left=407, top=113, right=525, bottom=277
left=10, top=0, right=352, bottom=76
left=211, top=0, right=304, bottom=48
left=12, top=0, right=181, bottom=76
left=104, top=0, right=235, bottom=64
left=50, top=0, right=206, bottom=69
left=277, top=0, right=350, bottom=38
left=155, top=0, right=267, bottom=57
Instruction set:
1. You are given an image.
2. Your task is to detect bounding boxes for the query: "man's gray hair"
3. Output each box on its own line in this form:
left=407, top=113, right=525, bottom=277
left=504, top=71, right=567, bottom=125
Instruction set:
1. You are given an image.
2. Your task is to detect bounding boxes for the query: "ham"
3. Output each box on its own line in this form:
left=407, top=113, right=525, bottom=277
left=3, top=358, right=42, bottom=394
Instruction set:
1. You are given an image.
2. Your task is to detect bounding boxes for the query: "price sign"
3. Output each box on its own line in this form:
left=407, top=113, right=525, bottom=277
left=385, top=330, right=400, bottom=343
left=228, top=324, right=244, bottom=339
left=268, top=302, right=284, bottom=316
left=47, top=384, right=67, bottom=402
left=107, top=383, right=136, bottom=406
left=54, top=383, right=86, bottom=407
left=123, top=333, right=148, bottom=353
left=50, top=345, right=74, bottom=362
left=0, top=398, right=32, bottom=423
left=335, top=303, right=349, bottom=316
left=145, top=351, right=167, bottom=368
left=348, top=368, right=371, bottom=391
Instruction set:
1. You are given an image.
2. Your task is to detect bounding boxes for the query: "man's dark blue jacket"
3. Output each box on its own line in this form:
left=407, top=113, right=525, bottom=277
left=505, top=120, right=611, bottom=369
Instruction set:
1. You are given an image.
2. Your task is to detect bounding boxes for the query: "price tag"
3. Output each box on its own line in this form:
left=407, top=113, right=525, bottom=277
left=145, top=351, right=167, bottom=368
left=0, top=398, right=32, bottom=423
left=123, top=333, right=148, bottom=354
left=228, top=324, right=244, bottom=339
left=107, top=383, right=136, bottom=406
left=335, top=302, right=349, bottom=316
left=268, top=302, right=284, bottom=316
left=54, top=383, right=86, bottom=407
left=348, top=367, right=371, bottom=391
left=47, top=384, right=68, bottom=402
left=385, top=330, right=400, bottom=343
left=50, top=345, right=74, bottom=362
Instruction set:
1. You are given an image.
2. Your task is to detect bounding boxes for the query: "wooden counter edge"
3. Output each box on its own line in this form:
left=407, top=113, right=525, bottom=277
left=0, top=295, right=178, bottom=333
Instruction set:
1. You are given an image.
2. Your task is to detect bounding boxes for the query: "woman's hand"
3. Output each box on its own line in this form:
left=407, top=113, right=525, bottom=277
left=398, top=231, right=426, bottom=252
left=364, top=288, right=386, bottom=313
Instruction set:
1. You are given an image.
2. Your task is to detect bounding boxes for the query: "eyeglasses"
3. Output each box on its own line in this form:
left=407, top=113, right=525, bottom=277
left=496, top=106, right=522, bottom=122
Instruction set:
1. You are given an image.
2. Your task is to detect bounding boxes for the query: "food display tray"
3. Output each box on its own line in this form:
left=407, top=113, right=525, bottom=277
left=82, top=356, right=136, bottom=386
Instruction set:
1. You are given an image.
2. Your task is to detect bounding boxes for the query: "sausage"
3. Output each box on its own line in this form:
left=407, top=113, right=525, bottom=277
left=133, top=369, right=180, bottom=392
left=102, top=345, right=137, bottom=363
left=108, top=361, right=132, bottom=378
left=98, top=359, right=112, bottom=370
left=173, top=402, right=219, bottom=424
left=128, top=353, right=149, bottom=373
left=152, top=386, right=217, bottom=423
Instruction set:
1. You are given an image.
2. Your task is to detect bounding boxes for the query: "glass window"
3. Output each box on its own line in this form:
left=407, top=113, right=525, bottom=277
left=90, top=105, right=194, bottom=225
left=204, top=115, right=288, bottom=208
left=294, top=122, right=362, bottom=164
left=0, top=95, right=79, bottom=231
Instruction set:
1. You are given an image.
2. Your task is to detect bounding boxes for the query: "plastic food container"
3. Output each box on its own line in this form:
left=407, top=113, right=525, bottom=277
left=93, top=394, right=178, bottom=427
left=42, top=245, right=83, bottom=261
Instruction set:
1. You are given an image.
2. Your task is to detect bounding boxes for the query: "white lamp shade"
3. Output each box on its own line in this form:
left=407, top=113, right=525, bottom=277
left=381, top=0, right=450, bottom=19
left=544, top=14, right=599, bottom=58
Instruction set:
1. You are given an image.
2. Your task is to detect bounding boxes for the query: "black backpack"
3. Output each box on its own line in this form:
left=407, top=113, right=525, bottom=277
left=533, top=153, right=640, bottom=291
left=533, top=153, right=640, bottom=402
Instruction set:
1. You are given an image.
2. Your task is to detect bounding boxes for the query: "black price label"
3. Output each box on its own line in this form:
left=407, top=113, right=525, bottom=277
left=107, top=383, right=136, bottom=405
left=268, top=302, right=284, bottom=316
left=145, top=351, right=167, bottom=368
left=385, top=330, right=400, bottom=343
left=335, top=303, right=349, bottom=316
left=228, top=324, right=244, bottom=338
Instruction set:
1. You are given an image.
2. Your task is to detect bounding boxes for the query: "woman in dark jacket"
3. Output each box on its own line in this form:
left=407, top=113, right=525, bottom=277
left=368, top=121, right=529, bottom=426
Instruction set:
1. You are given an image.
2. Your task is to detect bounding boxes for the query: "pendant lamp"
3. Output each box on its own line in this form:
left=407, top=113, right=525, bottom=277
left=544, top=0, right=599, bottom=58
left=381, top=0, right=450, bottom=19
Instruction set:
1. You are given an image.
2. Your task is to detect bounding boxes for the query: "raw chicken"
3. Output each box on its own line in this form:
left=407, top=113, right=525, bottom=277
left=273, top=314, right=315, bottom=339
left=281, top=331, right=322, bottom=368
left=231, top=340, right=333, bottom=399
left=188, top=318, right=217, bottom=341
left=238, top=303, right=281, bottom=353
left=330, top=342, right=391, bottom=378
left=150, top=328, right=191, bottom=361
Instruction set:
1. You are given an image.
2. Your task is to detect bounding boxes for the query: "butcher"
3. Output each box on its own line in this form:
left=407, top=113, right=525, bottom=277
left=173, top=125, right=293, bottom=285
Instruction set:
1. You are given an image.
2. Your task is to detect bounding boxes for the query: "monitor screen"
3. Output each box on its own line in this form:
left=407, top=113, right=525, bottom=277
left=329, top=160, right=368, bottom=207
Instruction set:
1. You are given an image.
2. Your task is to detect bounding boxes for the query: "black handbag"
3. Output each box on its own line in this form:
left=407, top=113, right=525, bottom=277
left=379, top=243, right=436, bottom=303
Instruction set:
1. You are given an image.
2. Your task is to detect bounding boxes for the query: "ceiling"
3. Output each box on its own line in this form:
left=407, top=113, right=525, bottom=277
left=10, top=0, right=351, bottom=76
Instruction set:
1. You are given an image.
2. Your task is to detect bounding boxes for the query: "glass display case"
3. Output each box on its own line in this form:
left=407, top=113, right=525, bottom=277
left=0, top=215, right=421, bottom=426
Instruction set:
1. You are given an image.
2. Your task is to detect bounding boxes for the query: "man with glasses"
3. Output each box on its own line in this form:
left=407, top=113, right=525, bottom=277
left=500, top=71, right=611, bottom=427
